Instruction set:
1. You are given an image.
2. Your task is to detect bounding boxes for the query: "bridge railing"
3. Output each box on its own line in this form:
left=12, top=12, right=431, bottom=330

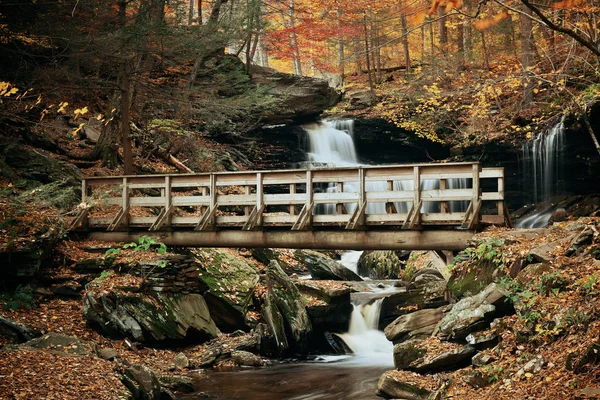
left=71, top=162, right=508, bottom=232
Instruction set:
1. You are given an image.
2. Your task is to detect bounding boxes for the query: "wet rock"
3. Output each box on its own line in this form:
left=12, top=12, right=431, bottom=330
left=158, top=375, right=195, bottom=393
left=261, top=261, right=312, bottom=355
left=379, top=281, right=448, bottom=329
left=83, top=286, right=218, bottom=343
left=357, top=251, right=408, bottom=280
left=294, top=250, right=362, bottom=281
left=196, top=248, right=260, bottom=332
left=393, top=340, right=427, bottom=370
left=296, top=281, right=353, bottom=349
left=98, top=347, right=119, bottom=361
left=122, top=364, right=162, bottom=400
left=434, top=283, right=506, bottom=340
left=0, top=315, right=41, bottom=343
left=412, top=345, right=476, bottom=373
left=231, top=350, right=265, bottom=367
left=376, top=370, right=431, bottom=400
left=174, top=352, right=190, bottom=369
left=384, top=306, right=448, bottom=343
left=192, top=331, right=260, bottom=367
left=549, top=207, right=568, bottom=223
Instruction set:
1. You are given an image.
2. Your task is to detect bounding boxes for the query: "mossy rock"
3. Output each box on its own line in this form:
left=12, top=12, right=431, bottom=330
left=83, top=285, right=218, bottom=343
left=261, top=261, right=312, bottom=355
left=357, top=251, right=407, bottom=279
left=447, top=240, right=507, bottom=299
left=196, top=248, right=259, bottom=332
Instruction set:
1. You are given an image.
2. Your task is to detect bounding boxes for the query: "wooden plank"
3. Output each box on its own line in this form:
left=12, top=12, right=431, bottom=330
left=89, top=230, right=477, bottom=251
left=242, top=204, right=266, bottom=231
left=195, top=203, right=218, bottom=231
left=289, top=184, right=297, bottom=215
left=292, top=201, right=314, bottom=231
left=345, top=202, right=367, bottom=230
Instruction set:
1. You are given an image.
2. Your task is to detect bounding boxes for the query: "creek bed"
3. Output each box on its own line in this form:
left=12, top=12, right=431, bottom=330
left=184, top=356, right=390, bottom=399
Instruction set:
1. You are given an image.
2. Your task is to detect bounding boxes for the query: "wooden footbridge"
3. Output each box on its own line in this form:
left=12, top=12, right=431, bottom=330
left=71, top=162, right=509, bottom=250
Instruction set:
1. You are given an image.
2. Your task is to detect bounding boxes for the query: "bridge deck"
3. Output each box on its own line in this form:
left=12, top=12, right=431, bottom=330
left=71, top=162, right=509, bottom=250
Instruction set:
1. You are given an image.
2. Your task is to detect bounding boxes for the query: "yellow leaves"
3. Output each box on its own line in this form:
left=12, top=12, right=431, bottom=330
left=73, top=106, right=88, bottom=120
left=72, top=123, right=85, bottom=137
left=57, top=102, right=69, bottom=114
left=0, top=82, right=19, bottom=103
left=474, top=10, right=509, bottom=31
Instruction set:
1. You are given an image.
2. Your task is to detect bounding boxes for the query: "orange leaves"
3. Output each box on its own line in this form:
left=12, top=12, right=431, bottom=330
left=428, top=0, right=463, bottom=15
left=552, top=0, right=584, bottom=9
left=474, top=10, right=509, bottom=30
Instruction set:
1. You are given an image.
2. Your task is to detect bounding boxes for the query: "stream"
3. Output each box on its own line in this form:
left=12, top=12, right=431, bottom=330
left=186, top=359, right=389, bottom=399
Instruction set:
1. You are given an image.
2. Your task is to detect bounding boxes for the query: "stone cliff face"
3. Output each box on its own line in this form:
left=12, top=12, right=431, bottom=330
left=251, top=65, right=341, bottom=125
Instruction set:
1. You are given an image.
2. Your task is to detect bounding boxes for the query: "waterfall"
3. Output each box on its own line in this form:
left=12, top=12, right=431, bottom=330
left=516, top=118, right=566, bottom=228
left=334, top=299, right=394, bottom=365
left=303, top=120, right=468, bottom=215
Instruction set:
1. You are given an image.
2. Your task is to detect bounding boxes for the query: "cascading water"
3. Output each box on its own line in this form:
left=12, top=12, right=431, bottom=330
left=303, top=120, right=469, bottom=215
left=334, top=298, right=394, bottom=366
left=516, top=118, right=566, bottom=228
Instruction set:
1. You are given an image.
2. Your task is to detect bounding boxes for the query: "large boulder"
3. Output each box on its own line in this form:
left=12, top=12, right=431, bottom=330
left=376, top=370, right=434, bottom=400
left=296, top=281, right=353, bottom=351
left=393, top=340, right=427, bottom=370
left=294, top=250, right=362, bottom=281
left=379, top=280, right=447, bottom=329
left=251, top=66, right=340, bottom=125
left=83, top=276, right=218, bottom=343
left=411, top=344, right=476, bottom=373
left=384, top=305, right=448, bottom=343
left=357, top=251, right=408, bottom=279
left=434, top=283, right=506, bottom=340
left=196, top=248, right=260, bottom=332
left=261, top=261, right=312, bottom=355
left=447, top=239, right=507, bottom=299
left=122, top=364, right=162, bottom=400
left=13, top=332, right=98, bottom=357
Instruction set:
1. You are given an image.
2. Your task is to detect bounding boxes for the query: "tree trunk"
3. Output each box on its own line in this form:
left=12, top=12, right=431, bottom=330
left=355, top=38, right=363, bottom=74
left=189, top=0, right=195, bottom=25
left=421, top=25, right=426, bottom=63
left=456, top=16, right=464, bottom=67
left=400, top=13, right=411, bottom=72
left=481, top=31, right=491, bottom=71
left=520, top=3, right=534, bottom=107
left=438, top=8, right=448, bottom=54
left=120, top=64, right=134, bottom=175
left=463, top=0, right=472, bottom=59
left=198, top=0, right=203, bottom=24
left=288, top=0, right=302, bottom=75
left=363, top=14, right=375, bottom=93
left=337, top=9, right=345, bottom=86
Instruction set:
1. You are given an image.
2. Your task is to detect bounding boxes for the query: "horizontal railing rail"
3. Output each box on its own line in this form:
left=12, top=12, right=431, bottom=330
left=70, top=162, right=508, bottom=233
